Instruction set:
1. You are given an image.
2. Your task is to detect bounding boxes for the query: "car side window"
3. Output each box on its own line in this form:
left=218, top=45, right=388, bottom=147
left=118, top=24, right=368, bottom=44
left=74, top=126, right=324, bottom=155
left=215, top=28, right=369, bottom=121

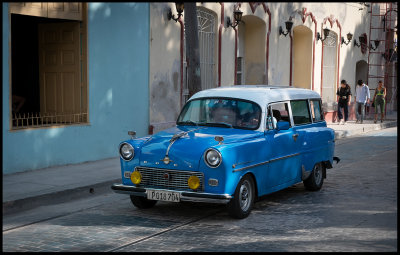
left=310, top=99, right=324, bottom=122
left=266, top=102, right=290, bottom=129
left=290, top=100, right=312, bottom=125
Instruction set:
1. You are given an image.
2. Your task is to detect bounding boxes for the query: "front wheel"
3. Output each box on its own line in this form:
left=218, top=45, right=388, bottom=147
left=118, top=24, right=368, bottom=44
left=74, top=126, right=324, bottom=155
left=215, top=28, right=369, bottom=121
left=227, top=175, right=255, bottom=219
left=303, top=163, right=325, bottom=191
left=130, top=195, right=158, bottom=209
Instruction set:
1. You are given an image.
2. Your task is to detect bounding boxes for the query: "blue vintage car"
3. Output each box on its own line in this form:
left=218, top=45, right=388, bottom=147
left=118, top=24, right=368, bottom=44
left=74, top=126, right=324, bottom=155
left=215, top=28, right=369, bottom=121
left=112, top=85, right=339, bottom=218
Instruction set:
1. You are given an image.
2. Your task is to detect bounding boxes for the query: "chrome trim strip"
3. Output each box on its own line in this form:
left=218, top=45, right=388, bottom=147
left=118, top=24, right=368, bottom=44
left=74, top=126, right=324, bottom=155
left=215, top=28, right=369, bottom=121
left=269, top=152, right=300, bottom=163
left=233, top=160, right=270, bottom=172
left=232, top=160, right=253, bottom=169
left=111, top=184, right=231, bottom=204
left=180, top=196, right=231, bottom=204
left=165, top=127, right=207, bottom=158
left=232, top=152, right=301, bottom=172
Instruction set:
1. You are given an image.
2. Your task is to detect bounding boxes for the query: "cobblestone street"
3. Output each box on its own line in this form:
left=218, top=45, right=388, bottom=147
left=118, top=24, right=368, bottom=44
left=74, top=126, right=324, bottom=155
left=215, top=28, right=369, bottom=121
left=3, top=127, right=397, bottom=252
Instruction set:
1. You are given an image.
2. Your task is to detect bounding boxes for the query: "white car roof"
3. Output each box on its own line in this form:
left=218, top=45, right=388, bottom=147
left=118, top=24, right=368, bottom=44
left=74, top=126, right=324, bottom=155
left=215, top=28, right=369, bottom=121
left=189, top=85, right=321, bottom=107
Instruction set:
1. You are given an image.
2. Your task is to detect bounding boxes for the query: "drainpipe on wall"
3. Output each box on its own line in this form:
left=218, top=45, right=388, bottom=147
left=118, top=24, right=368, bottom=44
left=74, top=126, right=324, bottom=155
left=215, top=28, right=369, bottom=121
left=218, top=3, right=224, bottom=87
left=234, top=27, right=238, bottom=85
left=179, top=18, right=184, bottom=109
left=289, top=33, right=293, bottom=86
left=265, top=7, right=271, bottom=85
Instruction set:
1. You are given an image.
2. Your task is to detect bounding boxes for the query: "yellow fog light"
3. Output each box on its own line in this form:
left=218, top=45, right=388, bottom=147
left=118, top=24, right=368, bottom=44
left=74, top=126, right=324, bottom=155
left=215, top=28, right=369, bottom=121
left=130, top=171, right=142, bottom=185
left=188, top=175, right=200, bottom=190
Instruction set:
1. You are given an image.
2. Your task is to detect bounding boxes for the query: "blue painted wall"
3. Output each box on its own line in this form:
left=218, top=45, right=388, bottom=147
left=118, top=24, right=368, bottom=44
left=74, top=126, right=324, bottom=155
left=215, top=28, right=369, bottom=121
left=2, top=3, right=150, bottom=174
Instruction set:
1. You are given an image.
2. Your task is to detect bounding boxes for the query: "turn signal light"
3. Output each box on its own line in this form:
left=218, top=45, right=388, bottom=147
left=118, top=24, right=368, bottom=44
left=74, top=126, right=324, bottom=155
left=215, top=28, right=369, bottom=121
left=130, top=171, right=142, bottom=185
left=188, top=175, right=200, bottom=190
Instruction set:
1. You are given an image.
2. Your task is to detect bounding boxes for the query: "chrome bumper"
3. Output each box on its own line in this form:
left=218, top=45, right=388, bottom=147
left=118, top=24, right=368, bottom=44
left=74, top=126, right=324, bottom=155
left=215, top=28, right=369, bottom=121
left=111, top=183, right=232, bottom=204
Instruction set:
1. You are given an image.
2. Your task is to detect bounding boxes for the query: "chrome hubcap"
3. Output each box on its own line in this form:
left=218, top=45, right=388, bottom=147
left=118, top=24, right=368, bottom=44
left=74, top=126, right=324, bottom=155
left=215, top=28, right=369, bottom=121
left=239, top=180, right=252, bottom=211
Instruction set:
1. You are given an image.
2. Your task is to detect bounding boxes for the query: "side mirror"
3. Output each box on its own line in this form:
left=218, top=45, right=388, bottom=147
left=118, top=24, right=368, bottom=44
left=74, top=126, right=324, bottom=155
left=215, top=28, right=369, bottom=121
left=128, top=131, right=136, bottom=139
left=276, top=121, right=290, bottom=131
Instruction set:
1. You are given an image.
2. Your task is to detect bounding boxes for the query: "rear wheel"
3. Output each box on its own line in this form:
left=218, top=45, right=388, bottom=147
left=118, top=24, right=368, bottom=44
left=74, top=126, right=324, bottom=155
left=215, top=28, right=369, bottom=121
left=130, top=195, right=158, bottom=209
left=227, top=175, right=255, bottom=219
left=303, top=163, right=324, bottom=191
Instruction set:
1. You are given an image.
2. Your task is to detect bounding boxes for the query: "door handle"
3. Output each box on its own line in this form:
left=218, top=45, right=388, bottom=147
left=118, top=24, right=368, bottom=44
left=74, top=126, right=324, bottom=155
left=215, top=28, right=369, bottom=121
left=292, top=133, right=299, bottom=141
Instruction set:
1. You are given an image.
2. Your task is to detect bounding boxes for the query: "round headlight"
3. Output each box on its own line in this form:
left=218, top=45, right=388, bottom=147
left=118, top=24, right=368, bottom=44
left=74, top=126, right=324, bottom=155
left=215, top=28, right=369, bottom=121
left=119, top=143, right=134, bottom=161
left=204, top=149, right=222, bottom=168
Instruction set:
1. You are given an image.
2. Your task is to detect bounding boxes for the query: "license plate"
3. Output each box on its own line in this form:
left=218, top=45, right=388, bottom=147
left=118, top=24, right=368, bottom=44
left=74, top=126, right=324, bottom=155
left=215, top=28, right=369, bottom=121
left=147, top=190, right=180, bottom=202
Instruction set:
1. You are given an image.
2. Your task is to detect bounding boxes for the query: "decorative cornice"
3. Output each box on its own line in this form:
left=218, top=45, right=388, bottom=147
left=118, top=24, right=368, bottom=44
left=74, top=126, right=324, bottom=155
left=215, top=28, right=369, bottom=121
left=323, top=14, right=342, bottom=30
left=300, top=8, right=317, bottom=24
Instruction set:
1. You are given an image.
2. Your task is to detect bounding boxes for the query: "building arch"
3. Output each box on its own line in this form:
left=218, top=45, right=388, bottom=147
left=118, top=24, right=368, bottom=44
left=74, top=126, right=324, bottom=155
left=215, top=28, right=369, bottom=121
left=355, top=60, right=368, bottom=92
left=320, top=15, right=342, bottom=117
left=321, top=29, right=339, bottom=106
left=237, top=15, right=266, bottom=85
left=292, top=25, right=313, bottom=89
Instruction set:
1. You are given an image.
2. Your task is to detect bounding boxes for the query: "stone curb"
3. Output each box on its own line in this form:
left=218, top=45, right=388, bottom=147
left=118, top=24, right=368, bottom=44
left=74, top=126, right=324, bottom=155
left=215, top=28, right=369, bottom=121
left=333, top=121, right=397, bottom=140
left=3, top=178, right=121, bottom=216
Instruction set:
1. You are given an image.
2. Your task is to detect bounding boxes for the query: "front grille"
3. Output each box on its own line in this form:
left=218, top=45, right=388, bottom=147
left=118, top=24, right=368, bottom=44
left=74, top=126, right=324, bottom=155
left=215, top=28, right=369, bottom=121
left=135, top=167, right=204, bottom=191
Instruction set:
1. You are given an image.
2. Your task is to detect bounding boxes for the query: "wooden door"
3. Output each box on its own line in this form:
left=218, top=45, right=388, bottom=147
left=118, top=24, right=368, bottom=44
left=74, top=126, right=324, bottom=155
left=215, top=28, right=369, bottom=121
left=38, top=22, right=81, bottom=123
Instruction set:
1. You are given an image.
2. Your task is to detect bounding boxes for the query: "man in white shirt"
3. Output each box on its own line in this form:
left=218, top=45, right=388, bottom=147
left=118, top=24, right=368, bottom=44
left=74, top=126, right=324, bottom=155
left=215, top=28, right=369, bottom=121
left=354, top=79, right=370, bottom=124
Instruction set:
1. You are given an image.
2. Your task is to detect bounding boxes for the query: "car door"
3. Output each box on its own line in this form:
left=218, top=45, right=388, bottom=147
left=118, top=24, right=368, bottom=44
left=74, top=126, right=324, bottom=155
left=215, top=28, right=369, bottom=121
left=264, top=101, right=301, bottom=188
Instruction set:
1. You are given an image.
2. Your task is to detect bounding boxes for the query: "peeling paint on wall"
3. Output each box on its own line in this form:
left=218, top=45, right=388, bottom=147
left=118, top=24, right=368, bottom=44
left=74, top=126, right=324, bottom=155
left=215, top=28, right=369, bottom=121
left=246, top=63, right=265, bottom=85
left=150, top=59, right=181, bottom=131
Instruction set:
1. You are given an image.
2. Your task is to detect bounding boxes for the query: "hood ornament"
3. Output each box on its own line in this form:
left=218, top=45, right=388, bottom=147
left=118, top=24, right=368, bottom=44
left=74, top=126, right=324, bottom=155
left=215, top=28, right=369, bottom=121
left=162, top=127, right=206, bottom=164
left=215, top=136, right=224, bottom=145
left=162, top=156, right=172, bottom=165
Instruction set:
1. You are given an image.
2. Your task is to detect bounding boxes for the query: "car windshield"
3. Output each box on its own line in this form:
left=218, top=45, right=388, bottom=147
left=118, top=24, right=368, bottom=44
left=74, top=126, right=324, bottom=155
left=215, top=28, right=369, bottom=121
left=177, top=98, right=261, bottom=130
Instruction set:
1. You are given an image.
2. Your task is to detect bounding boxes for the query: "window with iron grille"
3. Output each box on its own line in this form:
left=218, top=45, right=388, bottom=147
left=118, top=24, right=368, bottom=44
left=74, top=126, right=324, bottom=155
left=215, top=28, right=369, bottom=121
left=321, top=31, right=338, bottom=108
left=183, top=8, right=217, bottom=105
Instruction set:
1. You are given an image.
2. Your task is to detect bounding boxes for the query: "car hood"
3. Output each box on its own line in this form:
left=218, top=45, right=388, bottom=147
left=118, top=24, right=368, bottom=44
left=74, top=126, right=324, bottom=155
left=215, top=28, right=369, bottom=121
left=139, top=126, right=262, bottom=170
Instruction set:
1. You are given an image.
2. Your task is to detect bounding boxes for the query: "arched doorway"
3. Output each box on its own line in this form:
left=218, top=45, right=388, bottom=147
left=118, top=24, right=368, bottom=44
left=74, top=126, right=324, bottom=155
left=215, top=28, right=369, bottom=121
left=293, top=25, right=313, bottom=89
left=355, top=60, right=368, bottom=92
left=237, top=15, right=266, bottom=85
left=354, top=60, right=369, bottom=119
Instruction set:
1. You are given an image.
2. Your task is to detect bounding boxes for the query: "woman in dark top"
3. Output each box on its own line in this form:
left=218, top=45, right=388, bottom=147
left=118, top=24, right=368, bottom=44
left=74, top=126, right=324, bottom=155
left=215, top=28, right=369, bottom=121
left=336, top=80, right=352, bottom=125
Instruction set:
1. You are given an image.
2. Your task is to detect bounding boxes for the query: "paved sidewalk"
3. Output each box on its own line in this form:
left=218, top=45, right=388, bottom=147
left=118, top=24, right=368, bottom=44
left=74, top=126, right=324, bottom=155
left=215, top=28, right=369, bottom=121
left=3, top=158, right=121, bottom=215
left=3, top=112, right=397, bottom=215
left=327, top=111, right=398, bottom=139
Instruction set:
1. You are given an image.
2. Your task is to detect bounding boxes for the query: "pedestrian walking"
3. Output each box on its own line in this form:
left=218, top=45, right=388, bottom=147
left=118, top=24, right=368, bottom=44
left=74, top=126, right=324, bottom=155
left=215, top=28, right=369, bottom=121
left=354, top=80, right=370, bottom=124
left=372, top=80, right=386, bottom=123
left=336, top=80, right=352, bottom=125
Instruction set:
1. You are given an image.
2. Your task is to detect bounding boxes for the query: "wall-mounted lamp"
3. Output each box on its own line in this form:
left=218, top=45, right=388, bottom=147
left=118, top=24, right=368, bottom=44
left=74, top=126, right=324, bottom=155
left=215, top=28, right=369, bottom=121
left=279, top=20, right=294, bottom=37
left=341, top=32, right=353, bottom=45
left=382, top=48, right=396, bottom=61
left=317, top=28, right=331, bottom=42
left=227, top=9, right=243, bottom=28
left=354, top=35, right=366, bottom=48
left=369, top=39, right=380, bottom=50
left=167, top=2, right=184, bottom=22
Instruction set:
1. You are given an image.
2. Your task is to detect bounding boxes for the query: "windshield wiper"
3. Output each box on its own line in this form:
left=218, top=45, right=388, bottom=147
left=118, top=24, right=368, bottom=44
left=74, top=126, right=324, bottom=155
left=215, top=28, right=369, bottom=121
left=204, top=122, right=233, bottom=128
left=177, top=120, right=198, bottom=126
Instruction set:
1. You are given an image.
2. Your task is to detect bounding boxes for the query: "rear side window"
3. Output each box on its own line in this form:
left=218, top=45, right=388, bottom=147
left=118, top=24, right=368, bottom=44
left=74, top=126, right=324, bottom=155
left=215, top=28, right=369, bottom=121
left=290, top=100, right=311, bottom=125
left=310, top=99, right=324, bottom=122
left=266, top=102, right=290, bottom=129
